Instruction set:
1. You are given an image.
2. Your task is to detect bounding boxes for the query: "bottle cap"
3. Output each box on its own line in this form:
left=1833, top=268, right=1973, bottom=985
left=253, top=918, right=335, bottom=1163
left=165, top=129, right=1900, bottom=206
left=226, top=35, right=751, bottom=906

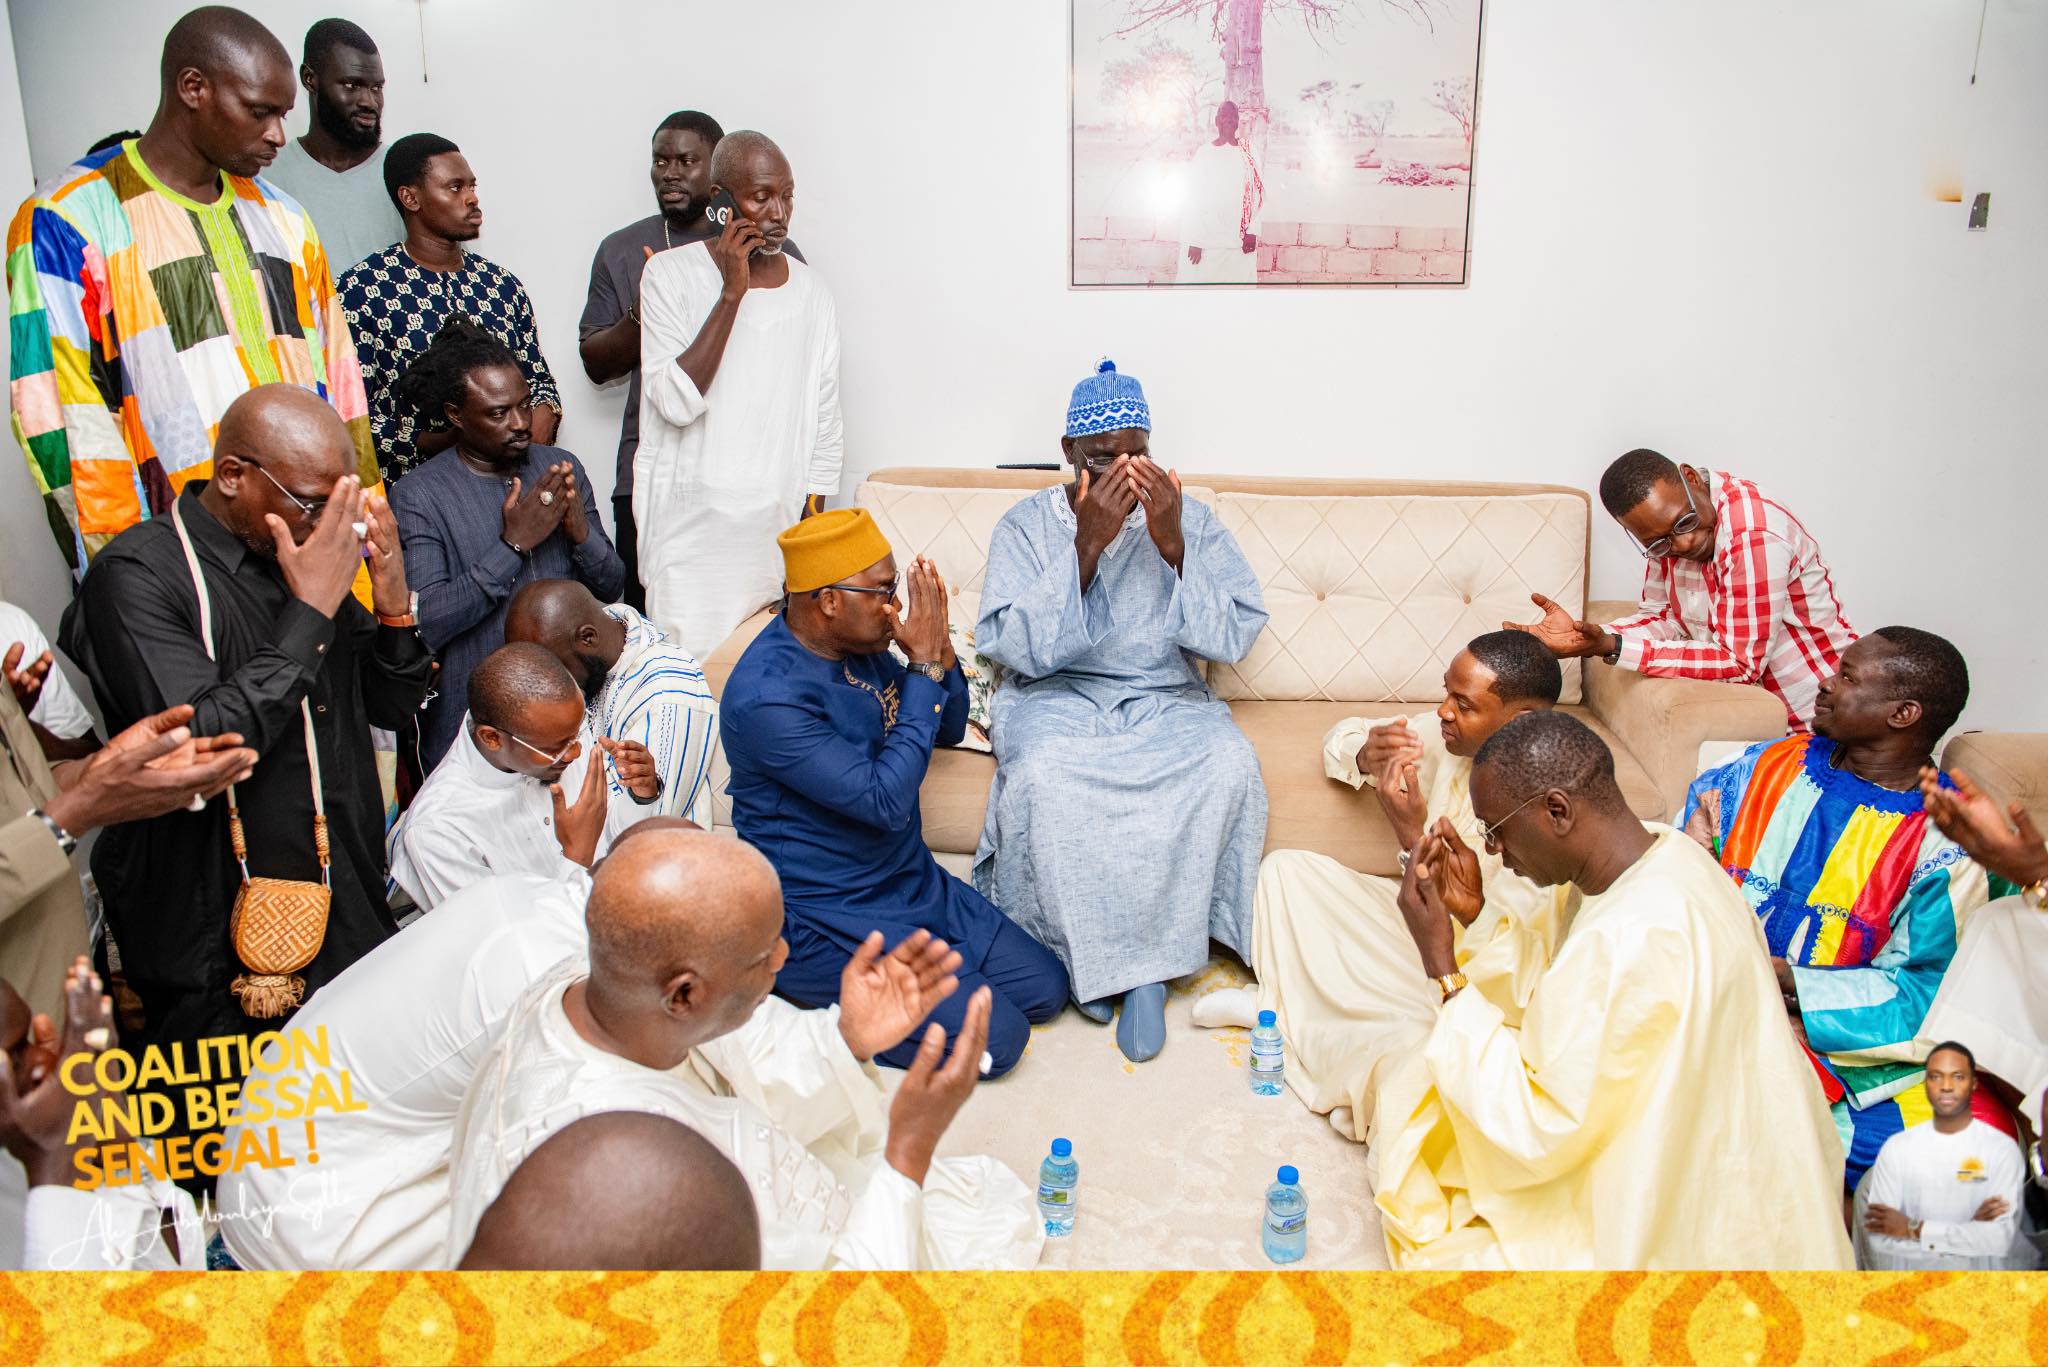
left=1277, top=1165, right=1299, bottom=1185
left=1258, top=1009, right=1277, bottom=1027
left=1051, top=1138, right=1072, bottom=1158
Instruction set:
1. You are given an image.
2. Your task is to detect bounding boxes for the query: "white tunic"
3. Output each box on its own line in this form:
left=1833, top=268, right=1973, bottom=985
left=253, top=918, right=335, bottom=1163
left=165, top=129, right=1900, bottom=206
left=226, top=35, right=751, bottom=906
left=635, top=241, right=843, bottom=659
left=1178, top=142, right=1261, bottom=284
left=1855, top=1118, right=2035, bottom=1270
left=216, top=874, right=589, bottom=1270
left=389, top=716, right=612, bottom=911
left=448, top=965, right=1042, bottom=1271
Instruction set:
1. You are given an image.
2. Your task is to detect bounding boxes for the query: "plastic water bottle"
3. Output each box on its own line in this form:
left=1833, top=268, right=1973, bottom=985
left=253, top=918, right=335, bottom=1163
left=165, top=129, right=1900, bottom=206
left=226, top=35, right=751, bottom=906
left=1263, top=1165, right=1307, bottom=1263
left=1249, top=1009, right=1285, bottom=1095
left=1038, top=1138, right=1078, bottom=1237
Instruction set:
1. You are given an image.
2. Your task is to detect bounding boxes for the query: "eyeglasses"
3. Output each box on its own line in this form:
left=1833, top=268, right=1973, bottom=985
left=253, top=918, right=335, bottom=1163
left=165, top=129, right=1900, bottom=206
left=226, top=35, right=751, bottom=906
left=1627, top=470, right=1702, bottom=559
left=1479, top=791, right=1546, bottom=850
left=242, top=459, right=328, bottom=522
left=502, top=730, right=578, bottom=766
left=814, top=579, right=898, bottom=600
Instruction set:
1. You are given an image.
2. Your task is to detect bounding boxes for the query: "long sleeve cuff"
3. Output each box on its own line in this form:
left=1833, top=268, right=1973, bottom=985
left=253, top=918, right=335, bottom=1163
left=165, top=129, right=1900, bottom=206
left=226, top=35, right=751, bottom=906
left=1322, top=717, right=1374, bottom=788
left=0, top=812, right=74, bottom=917
left=273, top=597, right=340, bottom=675
left=1612, top=633, right=1648, bottom=672
left=828, top=1164, right=925, bottom=1270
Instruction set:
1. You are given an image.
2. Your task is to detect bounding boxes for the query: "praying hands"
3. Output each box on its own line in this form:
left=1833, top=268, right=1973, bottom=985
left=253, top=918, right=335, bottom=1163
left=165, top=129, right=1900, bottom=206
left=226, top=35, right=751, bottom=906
left=835, top=928, right=964, bottom=1063
left=1361, top=718, right=1427, bottom=848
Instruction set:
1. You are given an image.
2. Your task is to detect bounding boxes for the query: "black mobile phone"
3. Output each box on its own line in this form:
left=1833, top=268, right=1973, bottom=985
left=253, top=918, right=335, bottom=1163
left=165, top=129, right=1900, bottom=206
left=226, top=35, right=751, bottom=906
left=704, top=189, right=764, bottom=259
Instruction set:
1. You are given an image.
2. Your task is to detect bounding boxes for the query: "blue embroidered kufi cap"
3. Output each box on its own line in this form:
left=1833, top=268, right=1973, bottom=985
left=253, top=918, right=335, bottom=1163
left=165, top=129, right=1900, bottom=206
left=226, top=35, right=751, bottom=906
left=1064, top=358, right=1151, bottom=438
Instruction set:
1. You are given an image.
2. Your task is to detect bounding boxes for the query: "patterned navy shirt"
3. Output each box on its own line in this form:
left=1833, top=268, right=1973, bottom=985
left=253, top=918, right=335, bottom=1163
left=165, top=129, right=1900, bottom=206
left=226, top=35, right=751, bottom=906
left=338, top=245, right=562, bottom=479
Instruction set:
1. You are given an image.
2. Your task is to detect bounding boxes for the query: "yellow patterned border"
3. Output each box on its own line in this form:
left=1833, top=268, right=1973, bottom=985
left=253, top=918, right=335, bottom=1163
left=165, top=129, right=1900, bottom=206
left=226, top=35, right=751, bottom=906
left=1, top=1270, right=2043, bottom=1365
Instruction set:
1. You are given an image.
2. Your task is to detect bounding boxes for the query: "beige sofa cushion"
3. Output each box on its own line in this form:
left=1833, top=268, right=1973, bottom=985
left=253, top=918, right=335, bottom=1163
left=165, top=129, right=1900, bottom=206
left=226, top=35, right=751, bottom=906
left=1209, top=492, right=1587, bottom=706
left=1231, top=700, right=1666, bottom=875
left=1940, top=732, right=2048, bottom=837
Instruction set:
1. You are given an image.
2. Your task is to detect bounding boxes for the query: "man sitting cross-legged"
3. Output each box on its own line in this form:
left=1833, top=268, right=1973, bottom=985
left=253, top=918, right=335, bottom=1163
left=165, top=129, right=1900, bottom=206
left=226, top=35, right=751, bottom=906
left=1681, top=627, right=1989, bottom=1188
left=973, top=358, right=1268, bottom=1063
left=1375, top=711, right=1852, bottom=1270
left=447, top=828, right=1045, bottom=1270
left=720, top=510, right=1067, bottom=1079
left=1508, top=448, right=1856, bottom=733
left=390, top=643, right=653, bottom=911
left=458, top=1111, right=763, bottom=1271
left=1194, top=631, right=1563, bottom=1141
left=505, top=579, right=718, bottom=838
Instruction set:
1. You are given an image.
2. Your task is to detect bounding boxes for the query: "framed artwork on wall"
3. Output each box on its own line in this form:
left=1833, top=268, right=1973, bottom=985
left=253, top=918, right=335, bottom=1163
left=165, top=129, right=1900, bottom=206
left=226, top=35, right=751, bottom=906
left=1071, top=0, right=1483, bottom=287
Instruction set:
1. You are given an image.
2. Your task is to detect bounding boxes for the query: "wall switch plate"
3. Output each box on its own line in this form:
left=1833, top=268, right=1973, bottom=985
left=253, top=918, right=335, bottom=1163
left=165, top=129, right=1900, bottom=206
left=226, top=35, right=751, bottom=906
left=1969, top=193, right=1990, bottom=231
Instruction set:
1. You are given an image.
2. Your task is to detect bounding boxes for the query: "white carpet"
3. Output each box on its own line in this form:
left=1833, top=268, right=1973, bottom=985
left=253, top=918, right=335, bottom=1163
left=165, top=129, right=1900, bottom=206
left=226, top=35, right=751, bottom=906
left=895, top=956, right=1391, bottom=1270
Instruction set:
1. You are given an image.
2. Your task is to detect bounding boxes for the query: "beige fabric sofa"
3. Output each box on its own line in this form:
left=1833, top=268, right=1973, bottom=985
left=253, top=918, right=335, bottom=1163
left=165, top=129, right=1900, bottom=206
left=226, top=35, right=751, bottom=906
left=702, top=468, right=1793, bottom=877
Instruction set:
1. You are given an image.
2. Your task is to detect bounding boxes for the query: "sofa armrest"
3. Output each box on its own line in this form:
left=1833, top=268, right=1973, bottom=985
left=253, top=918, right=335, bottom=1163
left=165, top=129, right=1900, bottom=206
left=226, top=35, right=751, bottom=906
left=1939, top=732, right=2048, bottom=836
left=703, top=608, right=777, bottom=697
left=1582, top=660, right=1785, bottom=819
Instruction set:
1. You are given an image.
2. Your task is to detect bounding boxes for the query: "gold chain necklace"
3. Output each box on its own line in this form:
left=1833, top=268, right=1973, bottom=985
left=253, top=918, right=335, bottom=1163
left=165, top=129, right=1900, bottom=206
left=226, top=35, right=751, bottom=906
left=842, top=664, right=899, bottom=732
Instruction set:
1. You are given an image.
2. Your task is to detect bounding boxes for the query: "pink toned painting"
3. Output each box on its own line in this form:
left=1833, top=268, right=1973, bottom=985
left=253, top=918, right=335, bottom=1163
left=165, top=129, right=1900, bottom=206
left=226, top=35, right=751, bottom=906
left=1071, top=0, right=1483, bottom=288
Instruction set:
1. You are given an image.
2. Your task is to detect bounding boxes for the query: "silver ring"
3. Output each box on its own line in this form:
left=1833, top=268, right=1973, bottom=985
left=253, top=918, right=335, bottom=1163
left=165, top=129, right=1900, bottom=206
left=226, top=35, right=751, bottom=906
left=539, top=491, right=554, bottom=507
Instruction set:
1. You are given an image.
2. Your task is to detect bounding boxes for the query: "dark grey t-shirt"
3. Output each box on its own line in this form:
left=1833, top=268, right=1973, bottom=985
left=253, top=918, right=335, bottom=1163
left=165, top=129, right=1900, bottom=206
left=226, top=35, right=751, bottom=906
left=579, top=213, right=804, bottom=497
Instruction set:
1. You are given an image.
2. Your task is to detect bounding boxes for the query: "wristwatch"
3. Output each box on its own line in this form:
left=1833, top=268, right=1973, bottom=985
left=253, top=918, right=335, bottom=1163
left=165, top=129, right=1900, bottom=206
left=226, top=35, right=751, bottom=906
left=909, top=661, right=948, bottom=685
left=1433, top=970, right=1468, bottom=1003
left=31, top=809, right=77, bottom=858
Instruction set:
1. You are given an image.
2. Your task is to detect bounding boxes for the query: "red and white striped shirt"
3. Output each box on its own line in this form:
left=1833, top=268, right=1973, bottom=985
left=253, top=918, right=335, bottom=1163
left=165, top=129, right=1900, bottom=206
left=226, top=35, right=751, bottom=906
left=1604, top=470, right=1856, bottom=733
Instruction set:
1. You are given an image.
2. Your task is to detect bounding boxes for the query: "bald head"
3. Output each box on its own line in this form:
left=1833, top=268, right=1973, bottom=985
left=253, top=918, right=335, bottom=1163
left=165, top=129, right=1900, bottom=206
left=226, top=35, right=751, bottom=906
left=709, top=130, right=786, bottom=188
left=203, top=385, right=356, bottom=552
left=468, top=643, right=582, bottom=732
left=457, top=1110, right=761, bottom=1270
left=587, top=830, right=783, bottom=981
left=162, top=5, right=290, bottom=87
left=217, top=384, right=353, bottom=486
left=502, top=581, right=621, bottom=693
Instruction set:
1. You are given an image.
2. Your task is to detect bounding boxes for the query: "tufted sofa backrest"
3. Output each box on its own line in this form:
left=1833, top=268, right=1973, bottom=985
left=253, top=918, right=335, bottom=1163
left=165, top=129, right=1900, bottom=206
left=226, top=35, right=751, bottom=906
left=854, top=469, right=1590, bottom=705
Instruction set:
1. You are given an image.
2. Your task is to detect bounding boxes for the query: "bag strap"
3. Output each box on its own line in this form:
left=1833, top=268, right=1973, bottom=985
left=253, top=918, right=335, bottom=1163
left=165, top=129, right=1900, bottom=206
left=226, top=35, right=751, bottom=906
left=169, top=498, right=330, bottom=886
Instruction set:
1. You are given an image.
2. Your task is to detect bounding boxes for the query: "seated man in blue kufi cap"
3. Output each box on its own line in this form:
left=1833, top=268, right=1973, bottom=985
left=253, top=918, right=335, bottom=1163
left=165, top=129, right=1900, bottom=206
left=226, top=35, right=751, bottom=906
left=972, top=359, right=1270, bottom=1062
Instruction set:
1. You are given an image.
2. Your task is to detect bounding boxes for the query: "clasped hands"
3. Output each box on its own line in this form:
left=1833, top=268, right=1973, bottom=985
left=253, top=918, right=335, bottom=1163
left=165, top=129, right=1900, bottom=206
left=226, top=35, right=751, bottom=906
left=885, top=556, right=957, bottom=670
left=1359, top=718, right=1428, bottom=848
left=834, top=929, right=992, bottom=1186
left=1394, top=817, right=1487, bottom=982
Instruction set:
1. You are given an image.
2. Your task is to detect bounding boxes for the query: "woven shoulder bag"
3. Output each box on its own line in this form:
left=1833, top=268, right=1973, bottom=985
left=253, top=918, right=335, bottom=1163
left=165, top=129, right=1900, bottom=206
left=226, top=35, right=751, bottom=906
left=172, top=499, right=331, bottom=1018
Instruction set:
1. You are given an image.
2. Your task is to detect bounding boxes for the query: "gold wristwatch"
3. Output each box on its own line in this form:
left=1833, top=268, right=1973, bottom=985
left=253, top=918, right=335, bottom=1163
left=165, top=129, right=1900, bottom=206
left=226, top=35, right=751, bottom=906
left=1434, top=970, right=1469, bottom=1003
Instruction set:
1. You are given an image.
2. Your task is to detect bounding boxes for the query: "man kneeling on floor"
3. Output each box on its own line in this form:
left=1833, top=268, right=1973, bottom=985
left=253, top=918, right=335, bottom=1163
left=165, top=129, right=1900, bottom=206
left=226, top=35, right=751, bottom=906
left=1195, top=630, right=1563, bottom=1142
left=449, top=827, right=1045, bottom=1269
left=1374, top=711, right=1852, bottom=1269
left=719, top=509, right=1067, bottom=1078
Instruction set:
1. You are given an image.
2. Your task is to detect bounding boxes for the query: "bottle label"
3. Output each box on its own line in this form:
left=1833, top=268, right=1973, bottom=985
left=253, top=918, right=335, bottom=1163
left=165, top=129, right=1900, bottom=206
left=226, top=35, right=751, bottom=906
left=1038, top=1186, right=1071, bottom=1205
left=1267, top=1209, right=1306, bottom=1236
left=1250, top=1052, right=1283, bottom=1074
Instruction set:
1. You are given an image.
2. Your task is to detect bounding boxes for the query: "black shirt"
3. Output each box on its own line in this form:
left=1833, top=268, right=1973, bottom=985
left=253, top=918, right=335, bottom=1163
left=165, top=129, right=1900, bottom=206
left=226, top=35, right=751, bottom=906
left=61, top=485, right=434, bottom=1050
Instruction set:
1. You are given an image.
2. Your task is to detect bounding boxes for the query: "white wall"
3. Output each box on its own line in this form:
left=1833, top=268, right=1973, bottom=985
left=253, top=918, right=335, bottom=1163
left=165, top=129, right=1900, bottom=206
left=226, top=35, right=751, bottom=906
left=7, top=0, right=2045, bottom=732
left=0, top=1, right=85, bottom=668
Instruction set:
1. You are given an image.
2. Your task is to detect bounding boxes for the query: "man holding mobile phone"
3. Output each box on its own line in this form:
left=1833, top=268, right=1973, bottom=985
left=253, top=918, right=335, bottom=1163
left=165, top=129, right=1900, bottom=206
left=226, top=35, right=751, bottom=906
left=634, top=131, right=841, bottom=659
left=577, top=112, right=804, bottom=612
